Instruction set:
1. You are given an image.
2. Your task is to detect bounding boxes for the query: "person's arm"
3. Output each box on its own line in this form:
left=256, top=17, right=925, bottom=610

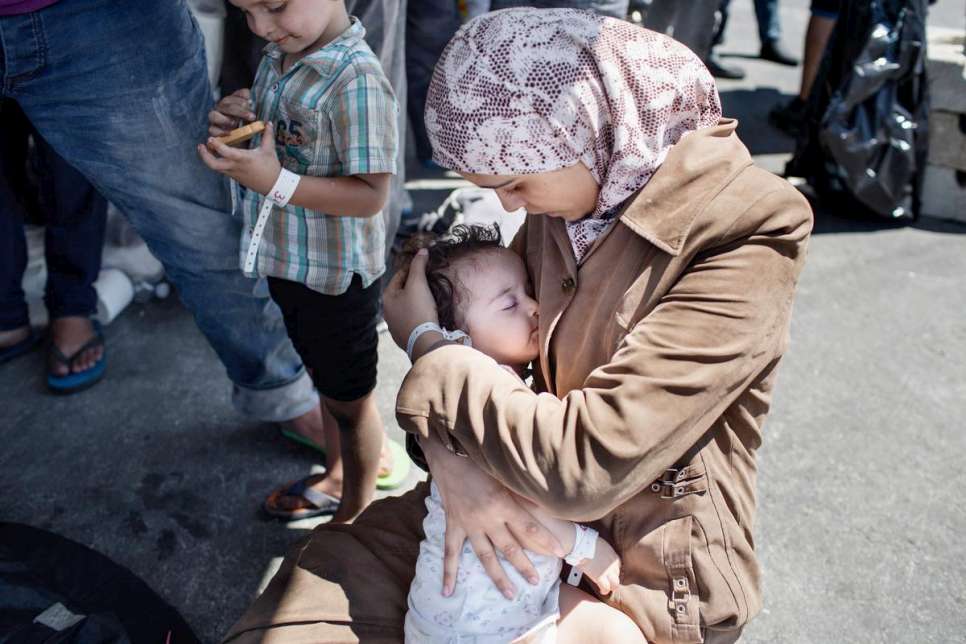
left=394, top=186, right=812, bottom=522
left=198, top=127, right=390, bottom=216
left=197, top=71, right=397, bottom=217
left=518, top=495, right=621, bottom=596
left=286, top=172, right=390, bottom=217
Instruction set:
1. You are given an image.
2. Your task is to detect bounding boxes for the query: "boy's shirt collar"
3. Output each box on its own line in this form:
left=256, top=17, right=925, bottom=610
left=262, top=16, right=366, bottom=78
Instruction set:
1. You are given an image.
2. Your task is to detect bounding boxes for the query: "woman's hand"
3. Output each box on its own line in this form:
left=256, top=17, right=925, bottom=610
left=197, top=122, right=282, bottom=195
left=423, top=435, right=565, bottom=599
left=383, top=249, right=442, bottom=359
left=208, top=88, right=256, bottom=137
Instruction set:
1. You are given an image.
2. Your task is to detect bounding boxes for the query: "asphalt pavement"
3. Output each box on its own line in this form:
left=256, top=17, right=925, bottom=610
left=2, top=1, right=964, bottom=642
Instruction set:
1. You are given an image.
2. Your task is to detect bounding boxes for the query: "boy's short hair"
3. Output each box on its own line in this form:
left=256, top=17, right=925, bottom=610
left=396, top=224, right=504, bottom=330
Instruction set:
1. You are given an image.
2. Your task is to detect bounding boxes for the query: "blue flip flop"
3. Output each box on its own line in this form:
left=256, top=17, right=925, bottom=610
left=47, top=320, right=106, bottom=395
left=0, top=329, right=42, bottom=365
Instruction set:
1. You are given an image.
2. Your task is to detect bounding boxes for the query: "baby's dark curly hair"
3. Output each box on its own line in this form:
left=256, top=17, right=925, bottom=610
left=395, top=224, right=504, bottom=331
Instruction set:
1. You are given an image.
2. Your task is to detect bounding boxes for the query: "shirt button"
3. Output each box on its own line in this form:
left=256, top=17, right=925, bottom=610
left=271, top=82, right=279, bottom=92
left=561, top=276, right=576, bottom=292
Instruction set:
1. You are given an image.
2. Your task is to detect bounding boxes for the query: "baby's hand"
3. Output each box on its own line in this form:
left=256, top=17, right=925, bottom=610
left=579, top=537, right=621, bottom=596
left=208, top=88, right=256, bottom=137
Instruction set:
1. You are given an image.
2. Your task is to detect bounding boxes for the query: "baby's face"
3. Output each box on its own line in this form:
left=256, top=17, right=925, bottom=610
left=452, top=249, right=539, bottom=367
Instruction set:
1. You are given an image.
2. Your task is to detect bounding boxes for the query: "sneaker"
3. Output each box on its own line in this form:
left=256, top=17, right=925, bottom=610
left=760, top=40, right=799, bottom=66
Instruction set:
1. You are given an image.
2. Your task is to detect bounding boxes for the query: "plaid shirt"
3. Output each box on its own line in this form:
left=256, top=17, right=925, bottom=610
left=239, top=18, right=398, bottom=295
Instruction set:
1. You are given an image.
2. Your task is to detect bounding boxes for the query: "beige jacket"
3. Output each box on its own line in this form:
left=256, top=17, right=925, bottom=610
left=396, top=120, right=812, bottom=643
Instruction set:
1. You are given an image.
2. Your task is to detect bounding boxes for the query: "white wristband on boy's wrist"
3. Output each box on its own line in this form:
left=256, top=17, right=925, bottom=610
left=243, top=168, right=300, bottom=273
left=406, top=322, right=471, bottom=362
left=267, top=168, right=300, bottom=206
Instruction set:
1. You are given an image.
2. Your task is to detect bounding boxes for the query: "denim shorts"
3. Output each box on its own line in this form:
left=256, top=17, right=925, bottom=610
left=268, top=275, right=381, bottom=402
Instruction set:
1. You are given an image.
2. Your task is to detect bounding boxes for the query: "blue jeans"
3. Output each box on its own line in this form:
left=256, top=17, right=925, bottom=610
left=0, top=0, right=317, bottom=421
left=0, top=101, right=106, bottom=331
left=406, top=0, right=461, bottom=164
left=716, top=0, right=781, bottom=46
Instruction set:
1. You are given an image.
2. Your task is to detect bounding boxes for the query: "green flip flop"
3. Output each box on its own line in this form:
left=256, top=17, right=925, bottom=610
left=279, top=428, right=411, bottom=490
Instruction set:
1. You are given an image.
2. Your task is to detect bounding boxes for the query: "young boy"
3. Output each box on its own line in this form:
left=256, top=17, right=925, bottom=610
left=198, top=0, right=399, bottom=523
left=399, top=226, right=645, bottom=644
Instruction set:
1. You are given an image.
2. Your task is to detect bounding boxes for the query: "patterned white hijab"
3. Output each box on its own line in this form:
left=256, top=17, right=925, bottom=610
left=425, top=8, right=722, bottom=260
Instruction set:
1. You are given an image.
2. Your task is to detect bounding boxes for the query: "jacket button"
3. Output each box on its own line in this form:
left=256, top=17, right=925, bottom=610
left=561, top=276, right=576, bottom=292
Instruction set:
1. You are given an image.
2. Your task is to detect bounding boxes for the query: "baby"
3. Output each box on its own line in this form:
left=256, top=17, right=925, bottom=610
left=400, top=225, right=644, bottom=643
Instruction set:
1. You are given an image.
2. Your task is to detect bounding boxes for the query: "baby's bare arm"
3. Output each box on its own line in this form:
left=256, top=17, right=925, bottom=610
left=514, top=493, right=621, bottom=595
left=520, top=498, right=577, bottom=554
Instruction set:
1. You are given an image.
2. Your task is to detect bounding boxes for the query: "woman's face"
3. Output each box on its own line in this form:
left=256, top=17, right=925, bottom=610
left=459, top=162, right=600, bottom=222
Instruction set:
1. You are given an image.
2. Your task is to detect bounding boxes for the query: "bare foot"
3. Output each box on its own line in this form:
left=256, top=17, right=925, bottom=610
left=264, top=472, right=344, bottom=518
left=0, top=325, right=30, bottom=348
left=49, top=317, right=103, bottom=375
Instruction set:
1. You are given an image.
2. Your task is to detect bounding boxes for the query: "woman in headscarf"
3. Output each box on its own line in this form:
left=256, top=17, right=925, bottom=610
left=226, top=9, right=811, bottom=643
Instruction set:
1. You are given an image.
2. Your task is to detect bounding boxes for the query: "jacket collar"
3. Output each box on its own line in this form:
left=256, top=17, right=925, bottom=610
left=617, top=119, right=752, bottom=256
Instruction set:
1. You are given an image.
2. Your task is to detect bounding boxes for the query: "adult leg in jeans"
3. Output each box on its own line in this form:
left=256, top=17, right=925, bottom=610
left=0, top=1, right=317, bottom=421
left=0, top=99, right=105, bottom=377
left=406, top=0, right=461, bottom=166
left=755, top=0, right=799, bottom=65
left=754, top=0, right=781, bottom=46
left=35, top=126, right=109, bottom=377
left=0, top=100, right=33, bottom=349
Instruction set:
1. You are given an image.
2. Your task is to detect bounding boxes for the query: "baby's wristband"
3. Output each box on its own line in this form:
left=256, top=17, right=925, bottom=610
left=406, top=322, right=471, bottom=362
left=564, top=524, right=598, bottom=566
left=564, top=524, right=598, bottom=587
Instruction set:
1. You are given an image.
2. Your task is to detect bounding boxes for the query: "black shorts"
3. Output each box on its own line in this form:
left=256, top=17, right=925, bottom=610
left=810, top=0, right=839, bottom=19
left=268, top=275, right=381, bottom=402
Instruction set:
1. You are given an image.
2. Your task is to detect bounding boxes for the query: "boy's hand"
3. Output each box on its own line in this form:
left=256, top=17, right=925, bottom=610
left=208, top=88, right=256, bottom=137
left=578, top=537, right=621, bottom=596
left=197, top=122, right=283, bottom=195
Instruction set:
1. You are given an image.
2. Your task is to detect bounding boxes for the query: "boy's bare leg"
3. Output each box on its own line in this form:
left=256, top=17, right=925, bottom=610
left=323, top=391, right=383, bottom=523
left=557, top=584, right=646, bottom=644
left=285, top=401, right=328, bottom=451
left=283, top=401, right=396, bottom=476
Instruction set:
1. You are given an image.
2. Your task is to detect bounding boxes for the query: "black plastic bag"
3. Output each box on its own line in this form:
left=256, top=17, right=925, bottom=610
left=787, top=0, right=930, bottom=220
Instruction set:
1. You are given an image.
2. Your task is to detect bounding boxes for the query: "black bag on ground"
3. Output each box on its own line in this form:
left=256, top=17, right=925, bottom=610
left=786, top=0, right=930, bottom=220
left=0, top=523, right=199, bottom=644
